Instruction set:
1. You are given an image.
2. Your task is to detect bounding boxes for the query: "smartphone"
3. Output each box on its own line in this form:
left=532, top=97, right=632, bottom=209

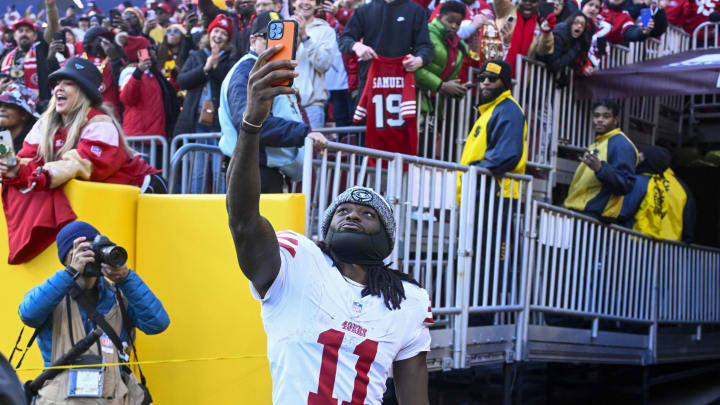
left=53, top=31, right=65, bottom=43
left=266, top=20, right=298, bottom=87
left=0, top=130, right=17, bottom=167
left=640, top=8, right=652, bottom=28
left=137, top=48, right=149, bottom=60
left=147, top=10, right=157, bottom=21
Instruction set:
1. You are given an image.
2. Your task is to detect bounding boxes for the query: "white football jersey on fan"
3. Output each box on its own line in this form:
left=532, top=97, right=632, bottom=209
left=250, top=230, right=433, bottom=405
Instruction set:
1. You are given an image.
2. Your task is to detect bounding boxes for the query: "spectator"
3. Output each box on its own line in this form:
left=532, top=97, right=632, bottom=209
left=319, top=0, right=361, bottom=95
left=89, top=14, right=102, bottom=28
left=149, top=2, right=174, bottom=43
left=495, top=0, right=555, bottom=74
left=157, top=23, right=195, bottom=94
left=292, top=0, right=337, bottom=129
left=119, top=45, right=180, bottom=141
left=624, top=0, right=671, bottom=40
left=121, top=7, right=153, bottom=42
left=76, top=15, right=90, bottom=40
left=199, top=0, right=256, bottom=58
left=564, top=100, right=638, bottom=221
left=0, top=59, right=165, bottom=263
left=338, top=0, right=434, bottom=100
left=428, top=0, right=494, bottom=42
left=541, top=0, right=579, bottom=22
left=218, top=10, right=327, bottom=193
left=75, top=27, right=126, bottom=116
left=0, top=84, right=39, bottom=153
left=176, top=14, right=236, bottom=193
left=540, top=11, right=594, bottom=74
left=256, top=0, right=283, bottom=13
left=582, top=0, right=612, bottom=69
left=0, top=0, right=60, bottom=105
left=600, top=0, right=666, bottom=43
left=618, top=146, right=696, bottom=242
left=666, top=0, right=720, bottom=37
left=415, top=0, right=470, bottom=106
left=457, top=60, right=526, bottom=200
left=17, top=221, right=169, bottom=401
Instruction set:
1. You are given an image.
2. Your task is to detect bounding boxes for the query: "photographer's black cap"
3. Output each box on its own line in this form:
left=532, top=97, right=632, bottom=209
left=250, top=10, right=281, bottom=36
left=57, top=221, right=99, bottom=265
left=48, top=57, right=103, bottom=105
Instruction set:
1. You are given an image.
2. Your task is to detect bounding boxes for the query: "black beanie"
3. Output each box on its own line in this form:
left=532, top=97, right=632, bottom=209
left=637, top=146, right=671, bottom=175
left=480, top=59, right=512, bottom=90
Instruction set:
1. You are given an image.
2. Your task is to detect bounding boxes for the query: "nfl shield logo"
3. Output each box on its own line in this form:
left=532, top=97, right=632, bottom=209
left=90, top=145, right=102, bottom=157
left=352, top=301, right=363, bottom=313
left=101, top=334, right=112, bottom=347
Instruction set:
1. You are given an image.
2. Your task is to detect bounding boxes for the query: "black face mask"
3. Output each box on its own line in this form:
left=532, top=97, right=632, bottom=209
left=325, top=228, right=392, bottom=266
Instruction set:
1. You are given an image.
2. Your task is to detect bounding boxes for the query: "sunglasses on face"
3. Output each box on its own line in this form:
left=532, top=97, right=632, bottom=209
left=166, top=28, right=182, bottom=35
left=478, top=75, right=500, bottom=83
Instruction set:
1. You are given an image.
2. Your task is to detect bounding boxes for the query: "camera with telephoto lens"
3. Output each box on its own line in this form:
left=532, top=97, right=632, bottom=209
left=84, top=235, right=128, bottom=277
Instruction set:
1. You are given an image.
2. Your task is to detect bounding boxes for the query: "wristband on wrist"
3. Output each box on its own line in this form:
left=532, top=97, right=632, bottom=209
left=242, top=115, right=263, bottom=133
left=64, top=265, right=80, bottom=280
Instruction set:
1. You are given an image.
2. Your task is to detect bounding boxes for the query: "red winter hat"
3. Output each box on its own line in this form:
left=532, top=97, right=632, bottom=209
left=207, top=14, right=233, bottom=39
left=157, top=3, right=172, bottom=15
left=11, top=18, right=35, bottom=31
left=123, top=35, right=151, bottom=63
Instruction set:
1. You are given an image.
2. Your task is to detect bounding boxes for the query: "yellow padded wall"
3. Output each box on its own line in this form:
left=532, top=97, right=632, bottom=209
left=0, top=180, right=139, bottom=381
left=134, top=193, right=305, bottom=404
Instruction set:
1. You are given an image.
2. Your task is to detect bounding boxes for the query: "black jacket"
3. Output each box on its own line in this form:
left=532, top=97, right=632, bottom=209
left=338, top=0, right=434, bottom=92
left=174, top=48, right=236, bottom=136
left=541, top=22, right=588, bottom=73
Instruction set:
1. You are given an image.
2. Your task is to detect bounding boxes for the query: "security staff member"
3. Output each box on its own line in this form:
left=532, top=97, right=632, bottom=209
left=457, top=59, right=527, bottom=201
left=564, top=99, right=638, bottom=221
left=618, top=146, right=696, bottom=242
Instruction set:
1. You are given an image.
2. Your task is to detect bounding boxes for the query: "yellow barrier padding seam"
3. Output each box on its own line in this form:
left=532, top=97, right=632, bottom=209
left=17, top=355, right=267, bottom=372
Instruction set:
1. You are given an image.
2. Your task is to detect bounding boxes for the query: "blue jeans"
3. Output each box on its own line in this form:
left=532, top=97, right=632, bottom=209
left=305, top=104, right=326, bottom=130
left=190, top=123, right=224, bottom=193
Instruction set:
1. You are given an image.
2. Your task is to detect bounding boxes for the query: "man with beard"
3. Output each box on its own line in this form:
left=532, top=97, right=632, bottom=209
left=200, top=0, right=256, bottom=57
left=226, top=45, right=432, bottom=404
left=0, top=0, right=60, bottom=105
left=66, top=26, right=126, bottom=115
left=458, top=59, right=526, bottom=194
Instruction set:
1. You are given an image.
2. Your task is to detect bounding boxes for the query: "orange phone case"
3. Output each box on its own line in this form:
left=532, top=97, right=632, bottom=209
left=266, top=20, right=298, bottom=86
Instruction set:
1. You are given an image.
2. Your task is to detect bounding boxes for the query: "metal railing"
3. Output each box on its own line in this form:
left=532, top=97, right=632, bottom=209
left=662, top=24, right=691, bottom=55
left=692, top=21, right=719, bottom=50
left=168, top=143, right=226, bottom=194
left=127, top=135, right=169, bottom=176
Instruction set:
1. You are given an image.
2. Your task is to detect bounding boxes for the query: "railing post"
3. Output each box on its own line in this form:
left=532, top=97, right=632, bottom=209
left=302, top=137, right=314, bottom=236
left=454, top=166, right=477, bottom=369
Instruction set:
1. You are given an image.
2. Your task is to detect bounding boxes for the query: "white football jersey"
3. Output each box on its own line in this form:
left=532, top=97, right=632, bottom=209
left=250, top=230, right=433, bottom=405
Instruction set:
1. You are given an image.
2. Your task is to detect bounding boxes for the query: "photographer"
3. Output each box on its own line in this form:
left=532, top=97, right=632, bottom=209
left=18, top=221, right=169, bottom=404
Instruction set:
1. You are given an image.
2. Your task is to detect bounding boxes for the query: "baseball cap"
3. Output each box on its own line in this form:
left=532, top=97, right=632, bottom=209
left=250, top=10, right=281, bottom=36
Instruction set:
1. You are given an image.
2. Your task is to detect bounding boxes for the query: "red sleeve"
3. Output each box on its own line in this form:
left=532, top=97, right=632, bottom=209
left=17, top=141, right=39, bottom=159
left=119, top=73, right=142, bottom=106
left=75, top=123, right=127, bottom=182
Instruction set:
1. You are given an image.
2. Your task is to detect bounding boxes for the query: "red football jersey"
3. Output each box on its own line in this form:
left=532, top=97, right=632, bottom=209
left=353, top=56, right=418, bottom=156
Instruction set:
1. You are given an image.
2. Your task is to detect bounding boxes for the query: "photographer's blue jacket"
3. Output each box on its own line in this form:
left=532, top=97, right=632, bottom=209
left=18, top=269, right=169, bottom=366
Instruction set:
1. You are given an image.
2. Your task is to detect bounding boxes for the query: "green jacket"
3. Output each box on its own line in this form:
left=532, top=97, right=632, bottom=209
left=415, top=19, right=468, bottom=95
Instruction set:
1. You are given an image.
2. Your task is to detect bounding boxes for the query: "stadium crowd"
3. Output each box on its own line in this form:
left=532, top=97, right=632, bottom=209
left=0, top=0, right=711, bottom=263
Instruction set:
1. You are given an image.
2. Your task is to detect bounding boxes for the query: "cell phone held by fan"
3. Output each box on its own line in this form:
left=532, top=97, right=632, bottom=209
left=0, top=130, right=17, bottom=167
left=640, top=8, right=652, bottom=28
left=266, top=20, right=298, bottom=87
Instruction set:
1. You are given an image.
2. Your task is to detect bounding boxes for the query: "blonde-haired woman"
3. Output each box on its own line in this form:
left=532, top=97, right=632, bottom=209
left=0, top=57, right=163, bottom=264
left=0, top=57, right=163, bottom=192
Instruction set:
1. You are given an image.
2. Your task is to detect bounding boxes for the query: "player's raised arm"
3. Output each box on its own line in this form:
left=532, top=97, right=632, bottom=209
left=226, top=45, right=299, bottom=297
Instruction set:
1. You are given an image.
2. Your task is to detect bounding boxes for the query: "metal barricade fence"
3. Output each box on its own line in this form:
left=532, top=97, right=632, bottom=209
left=127, top=135, right=169, bottom=176
left=555, top=69, right=594, bottom=151
left=416, top=88, right=474, bottom=163
left=514, top=56, right=555, bottom=171
left=692, top=21, right=720, bottom=49
left=168, top=143, right=227, bottom=193
left=662, top=24, right=691, bottom=55
left=523, top=202, right=660, bottom=364
left=599, top=43, right=632, bottom=70
left=690, top=22, right=720, bottom=123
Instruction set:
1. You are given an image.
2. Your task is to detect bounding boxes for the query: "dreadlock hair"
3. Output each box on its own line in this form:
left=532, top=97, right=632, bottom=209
left=316, top=241, right=422, bottom=311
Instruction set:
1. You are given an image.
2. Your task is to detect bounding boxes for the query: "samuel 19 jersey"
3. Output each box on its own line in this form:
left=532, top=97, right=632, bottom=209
left=353, top=56, right=418, bottom=156
left=250, top=230, right=433, bottom=404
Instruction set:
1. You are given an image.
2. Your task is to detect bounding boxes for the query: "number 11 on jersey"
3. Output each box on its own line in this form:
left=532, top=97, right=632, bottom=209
left=308, top=329, right=379, bottom=405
